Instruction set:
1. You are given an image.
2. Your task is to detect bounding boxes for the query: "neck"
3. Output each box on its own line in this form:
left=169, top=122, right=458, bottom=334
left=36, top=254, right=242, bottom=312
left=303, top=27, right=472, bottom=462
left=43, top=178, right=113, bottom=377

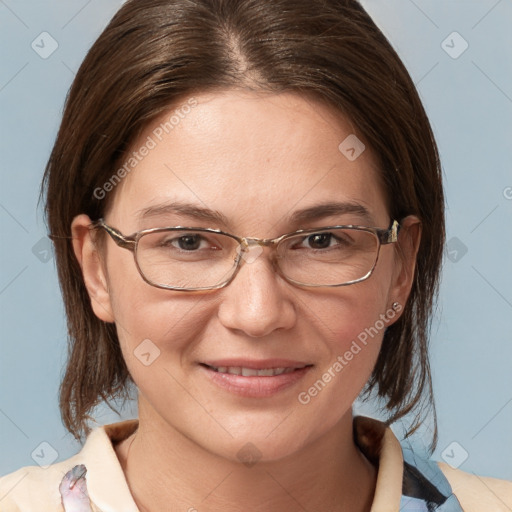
left=115, top=399, right=376, bottom=512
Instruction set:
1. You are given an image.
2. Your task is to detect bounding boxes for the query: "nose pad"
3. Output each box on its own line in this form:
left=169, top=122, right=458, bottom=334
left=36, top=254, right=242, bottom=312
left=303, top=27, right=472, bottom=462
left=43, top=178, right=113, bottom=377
left=235, top=240, right=264, bottom=265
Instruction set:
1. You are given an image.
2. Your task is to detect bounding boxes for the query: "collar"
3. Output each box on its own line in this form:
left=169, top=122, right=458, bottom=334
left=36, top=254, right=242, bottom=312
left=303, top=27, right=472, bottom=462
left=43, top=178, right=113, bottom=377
left=72, top=419, right=139, bottom=512
left=61, top=416, right=461, bottom=511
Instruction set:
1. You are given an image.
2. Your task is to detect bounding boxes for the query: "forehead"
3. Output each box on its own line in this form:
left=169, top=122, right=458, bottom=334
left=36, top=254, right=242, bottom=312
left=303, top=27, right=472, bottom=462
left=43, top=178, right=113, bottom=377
left=108, top=90, right=388, bottom=234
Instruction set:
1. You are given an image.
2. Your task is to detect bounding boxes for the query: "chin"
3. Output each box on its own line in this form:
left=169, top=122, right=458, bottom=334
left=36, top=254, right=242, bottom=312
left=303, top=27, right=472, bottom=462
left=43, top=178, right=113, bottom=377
left=201, top=414, right=331, bottom=465
left=217, top=434, right=311, bottom=466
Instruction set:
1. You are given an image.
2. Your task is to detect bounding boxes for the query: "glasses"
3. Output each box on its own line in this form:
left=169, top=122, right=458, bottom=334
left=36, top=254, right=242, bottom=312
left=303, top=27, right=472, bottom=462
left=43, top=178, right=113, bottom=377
left=92, top=219, right=400, bottom=291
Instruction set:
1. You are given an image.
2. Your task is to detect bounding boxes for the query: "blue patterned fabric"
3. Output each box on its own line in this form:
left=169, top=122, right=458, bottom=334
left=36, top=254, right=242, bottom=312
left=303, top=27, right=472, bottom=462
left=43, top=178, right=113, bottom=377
left=400, top=445, right=464, bottom=511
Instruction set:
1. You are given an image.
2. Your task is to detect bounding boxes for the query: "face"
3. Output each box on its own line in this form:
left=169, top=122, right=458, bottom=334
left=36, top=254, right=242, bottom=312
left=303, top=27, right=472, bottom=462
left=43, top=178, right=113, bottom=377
left=73, top=90, right=419, bottom=462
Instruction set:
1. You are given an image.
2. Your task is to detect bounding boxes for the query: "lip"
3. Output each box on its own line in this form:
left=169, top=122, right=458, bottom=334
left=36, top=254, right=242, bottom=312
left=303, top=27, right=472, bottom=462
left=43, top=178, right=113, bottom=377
left=199, top=359, right=313, bottom=398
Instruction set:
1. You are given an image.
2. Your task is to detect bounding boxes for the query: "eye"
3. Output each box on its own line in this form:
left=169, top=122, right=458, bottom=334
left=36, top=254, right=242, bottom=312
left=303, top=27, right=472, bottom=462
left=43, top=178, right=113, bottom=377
left=173, top=234, right=204, bottom=251
left=139, top=230, right=238, bottom=262
left=159, top=233, right=213, bottom=251
left=296, top=231, right=352, bottom=250
left=305, top=233, right=335, bottom=249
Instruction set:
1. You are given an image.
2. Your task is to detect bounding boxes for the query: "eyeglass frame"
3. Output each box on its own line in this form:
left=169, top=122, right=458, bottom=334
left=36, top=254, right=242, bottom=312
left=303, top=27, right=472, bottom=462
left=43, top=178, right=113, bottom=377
left=91, top=218, right=401, bottom=291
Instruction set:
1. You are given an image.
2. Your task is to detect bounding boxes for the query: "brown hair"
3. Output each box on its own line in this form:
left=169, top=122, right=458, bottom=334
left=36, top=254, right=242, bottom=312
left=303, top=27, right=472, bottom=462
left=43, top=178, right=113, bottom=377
left=43, top=0, right=444, bottom=447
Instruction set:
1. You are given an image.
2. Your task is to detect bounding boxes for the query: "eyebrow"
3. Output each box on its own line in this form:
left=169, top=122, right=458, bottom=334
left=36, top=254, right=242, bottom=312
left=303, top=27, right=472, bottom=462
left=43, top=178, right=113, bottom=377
left=136, top=200, right=374, bottom=228
left=136, top=202, right=229, bottom=226
left=288, top=202, right=373, bottom=225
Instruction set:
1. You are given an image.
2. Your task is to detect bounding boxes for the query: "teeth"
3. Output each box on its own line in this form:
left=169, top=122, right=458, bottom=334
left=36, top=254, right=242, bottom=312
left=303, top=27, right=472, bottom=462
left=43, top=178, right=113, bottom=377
left=209, top=366, right=301, bottom=376
left=241, top=367, right=259, bottom=376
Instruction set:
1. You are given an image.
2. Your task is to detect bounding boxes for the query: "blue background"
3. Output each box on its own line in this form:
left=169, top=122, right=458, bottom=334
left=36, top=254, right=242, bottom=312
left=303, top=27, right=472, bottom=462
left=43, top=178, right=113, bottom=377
left=1, top=0, right=511, bottom=481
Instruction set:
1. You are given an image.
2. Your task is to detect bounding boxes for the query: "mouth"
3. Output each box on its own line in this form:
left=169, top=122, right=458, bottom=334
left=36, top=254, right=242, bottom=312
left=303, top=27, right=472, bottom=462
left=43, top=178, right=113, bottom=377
left=203, top=365, right=308, bottom=376
left=199, top=360, right=313, bottom=397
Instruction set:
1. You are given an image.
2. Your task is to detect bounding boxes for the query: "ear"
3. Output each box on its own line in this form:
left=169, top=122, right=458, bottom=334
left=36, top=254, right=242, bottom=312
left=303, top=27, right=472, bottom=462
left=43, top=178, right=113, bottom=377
left=71, top=214, right=115, bottom=323
left=388, top=215, right=422, bottom=314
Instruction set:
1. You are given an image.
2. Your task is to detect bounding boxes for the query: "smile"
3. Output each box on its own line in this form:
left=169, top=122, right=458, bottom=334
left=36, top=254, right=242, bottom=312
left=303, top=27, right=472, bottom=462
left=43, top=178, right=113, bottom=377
left=200, top=361, right=313, bottom=397
left=206, top=365, right=304, bottom=376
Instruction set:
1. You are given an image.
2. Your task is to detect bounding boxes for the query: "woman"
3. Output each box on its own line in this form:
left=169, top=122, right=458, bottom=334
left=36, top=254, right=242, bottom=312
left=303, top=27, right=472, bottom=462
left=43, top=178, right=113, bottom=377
left=0, top=0, right=510, bottom=510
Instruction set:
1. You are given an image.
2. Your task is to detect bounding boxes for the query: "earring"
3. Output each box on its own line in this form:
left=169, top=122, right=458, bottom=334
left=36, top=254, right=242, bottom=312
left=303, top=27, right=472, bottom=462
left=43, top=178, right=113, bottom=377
left=392, top=302, right=400, bottom=311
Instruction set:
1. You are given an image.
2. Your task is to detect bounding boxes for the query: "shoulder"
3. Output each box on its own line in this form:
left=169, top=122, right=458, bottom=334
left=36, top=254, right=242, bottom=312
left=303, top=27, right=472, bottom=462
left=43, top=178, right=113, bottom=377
left=0, top=458, right=78, bottom=511
left=0, top=420, right=138, bottom=512
left=354, top=416, right=512, bottom=511
left=439, top=462, right=512, bottom=512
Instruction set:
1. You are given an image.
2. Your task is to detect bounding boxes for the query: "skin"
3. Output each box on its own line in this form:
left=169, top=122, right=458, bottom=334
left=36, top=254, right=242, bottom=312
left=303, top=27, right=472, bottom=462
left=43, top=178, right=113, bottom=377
left=72, top=89, right=421, bottom=511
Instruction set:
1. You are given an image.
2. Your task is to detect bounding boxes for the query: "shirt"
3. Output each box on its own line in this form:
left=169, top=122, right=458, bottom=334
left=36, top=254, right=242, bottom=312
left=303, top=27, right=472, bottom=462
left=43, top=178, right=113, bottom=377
left=0, top=416, right=510, bottom=511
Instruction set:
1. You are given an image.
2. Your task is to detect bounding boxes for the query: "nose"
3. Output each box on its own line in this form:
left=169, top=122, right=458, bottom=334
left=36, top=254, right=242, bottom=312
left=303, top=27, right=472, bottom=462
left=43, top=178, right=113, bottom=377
left=217, top=246, right=297, bottom=338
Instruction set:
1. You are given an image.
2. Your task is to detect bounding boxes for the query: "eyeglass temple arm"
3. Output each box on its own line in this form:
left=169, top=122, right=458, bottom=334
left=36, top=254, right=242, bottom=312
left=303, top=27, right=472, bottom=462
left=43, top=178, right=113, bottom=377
left=92, top=219, right=136, bottom=251
left=377, top=220, right=400, bottom=244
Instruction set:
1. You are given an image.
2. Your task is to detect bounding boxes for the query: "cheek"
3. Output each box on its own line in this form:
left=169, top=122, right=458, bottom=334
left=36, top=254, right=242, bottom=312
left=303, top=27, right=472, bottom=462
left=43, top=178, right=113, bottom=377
left=104, top=249, right=210, bottom=364
left=295, top=281, right=394, bottom=426
left=308, top=270, right=393, bottom=352
left=110, top=286, right=216, bottom=419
